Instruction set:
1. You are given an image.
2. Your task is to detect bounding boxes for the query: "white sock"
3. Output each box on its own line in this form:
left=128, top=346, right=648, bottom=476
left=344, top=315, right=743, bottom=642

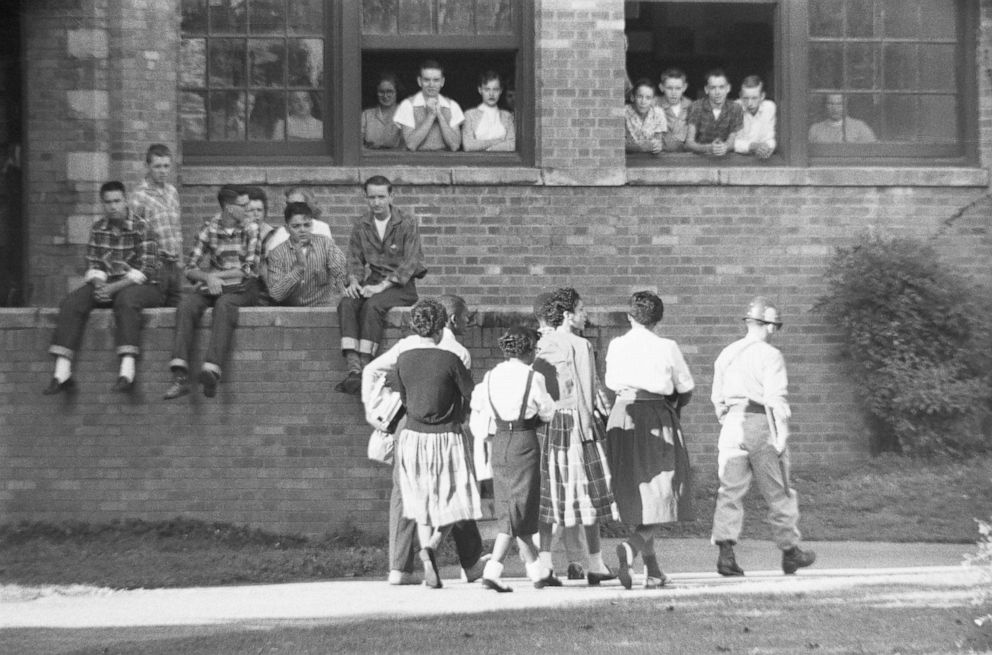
left=538, top=551, right=554, bottom=571
left=587, top=551, right=608, bottom=575
left=483, top=560, right=503, bottom=581
left=525, top=561, right=548, bottom=582
left=54, top=357, right=71, bottom=383
left=119, top=356, right=136, bottom=382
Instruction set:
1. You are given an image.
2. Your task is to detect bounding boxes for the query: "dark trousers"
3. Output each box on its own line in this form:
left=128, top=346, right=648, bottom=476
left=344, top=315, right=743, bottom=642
left=49, top=283, right=164, bottom=359
left=169, top=279, right=260, bottom=374
left=159, top=260, right=185, bottom=308
left=389, top=453, right=484, bottom=573
left=338, top=282, right=417, bottom=356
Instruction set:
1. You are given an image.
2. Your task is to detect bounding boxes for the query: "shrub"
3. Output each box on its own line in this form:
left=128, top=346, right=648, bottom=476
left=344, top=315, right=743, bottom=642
left=815, top=230, right=992, bottom=456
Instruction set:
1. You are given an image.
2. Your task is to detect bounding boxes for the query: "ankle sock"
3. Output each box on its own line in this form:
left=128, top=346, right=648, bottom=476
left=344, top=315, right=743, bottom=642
left=54, top=357, right=71, bottom=383
left=119, top=355, right=135, bottom=382
left=587, top=552, right=608, bottom=575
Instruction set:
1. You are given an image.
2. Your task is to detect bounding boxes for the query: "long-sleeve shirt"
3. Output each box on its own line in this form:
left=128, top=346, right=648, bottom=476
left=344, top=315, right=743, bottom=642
left=711, top=335, right=789, bottom=420
left=734, top=99, right=777, bottom=155
left=346, top=206, right=425, bottom=287
left=264, top=234, right=347, bottom=306
left=184, top=213, right=260, bottom=283
left=605, top=324, right=694, bottom=396
left=129, top=178, right=183, bottom=262
left=83, top=211, right=159, bottom=283
left=470, top=359, right=555, bottom=427
left=395, top=347, right=475, bottom=433
left=533, top=329, right=610, bottom=437
left=462, top=105, right=516, bottom=152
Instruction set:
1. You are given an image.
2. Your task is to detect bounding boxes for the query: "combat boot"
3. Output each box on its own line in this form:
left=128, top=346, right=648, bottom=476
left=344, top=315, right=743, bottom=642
left=716, top=540, right=745, bottom=577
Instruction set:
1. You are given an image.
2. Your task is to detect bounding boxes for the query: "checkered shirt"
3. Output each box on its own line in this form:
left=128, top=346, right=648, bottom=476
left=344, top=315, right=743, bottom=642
left=130, top=178, right=183, bottom=262
left=85, top=211, right=159, bottom=280
left=184, top=213, right=260, bottom=279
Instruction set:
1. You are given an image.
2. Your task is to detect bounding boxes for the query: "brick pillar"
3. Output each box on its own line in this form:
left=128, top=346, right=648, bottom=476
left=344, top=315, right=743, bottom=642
left=535, top=0, right=627, bottom=185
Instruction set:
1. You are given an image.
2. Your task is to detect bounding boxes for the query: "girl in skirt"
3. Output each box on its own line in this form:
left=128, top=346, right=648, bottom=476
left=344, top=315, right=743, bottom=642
left=394, top=299, right=481, bottom=588
left=533, top=287, right=620, bottom=586
left=604, top=291, right=694, bottom=589
left=470, top=326, right=557, bottom=592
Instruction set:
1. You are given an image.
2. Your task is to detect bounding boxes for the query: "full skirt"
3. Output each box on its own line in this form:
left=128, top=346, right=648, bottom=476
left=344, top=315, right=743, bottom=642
left=397, top=429, right=482, bottom=528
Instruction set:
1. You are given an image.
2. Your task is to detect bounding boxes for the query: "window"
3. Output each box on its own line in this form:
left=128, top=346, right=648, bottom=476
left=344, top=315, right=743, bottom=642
left=624, top=0, right=976, bottom=166
left=180, top=0, right=532, bottom=164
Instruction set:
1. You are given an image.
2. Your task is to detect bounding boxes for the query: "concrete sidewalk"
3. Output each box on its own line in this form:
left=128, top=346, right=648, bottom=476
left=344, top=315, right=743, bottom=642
left=0, top=540, right=981, bottom=629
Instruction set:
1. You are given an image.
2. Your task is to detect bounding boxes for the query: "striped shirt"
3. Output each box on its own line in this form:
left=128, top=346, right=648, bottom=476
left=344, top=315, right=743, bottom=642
left=85, top=211, right=159, bottom=280
left=129, top=178, right=183, bottom=262
left=184, top=213, right=260, bottom=283
left=265, top=234, right=347, bottom=306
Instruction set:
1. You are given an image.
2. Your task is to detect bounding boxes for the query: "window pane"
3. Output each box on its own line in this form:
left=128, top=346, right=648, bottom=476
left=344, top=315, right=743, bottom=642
left=883, top=43, right=917, bottom=91
left=847, top=93, right=879, bottom=133
left=919, top=95, right=957, bottom=142
left=362, top=0, right=399, bottom=34
left=438, top=0, right=472, bottom=34
left=476, top=0, right=514, bottom=33
left=209, top=39, right=247, bottom=87
left=181, top=38, right=207, bottom=87
left=920, top=0, right=956, bottom=40
left=289, top=0, right=324, bottom=35
left=920, top=45, right=956, bottom=92
left=249, top=39, right=285, bottom=87
left=845, top=42, right=877, bottom=89
left=845, top=0, right=877, bottom=38
left=248, top=90, right=283, bottom=140
left=810, top=0, right=843, bottom=37
left=180, top=91, right=207, bottom=140
left=210, top=0, right=247, bottom=33
left=881, top=93, right=916, bottom=140
left=288, top=39, right=323, bottom=87
left=181, top=0, right=208, bottom=33
left=273, top=91, right=324, bottom=140
left=249, top=0, right=284, bottom=34
left=209, top=90, right=249, bottom=140
left=399, top=0, right=434, bottom=34
left=810, top=43, right=843, bottom=89
left=883, top=0, right=919, bottom=38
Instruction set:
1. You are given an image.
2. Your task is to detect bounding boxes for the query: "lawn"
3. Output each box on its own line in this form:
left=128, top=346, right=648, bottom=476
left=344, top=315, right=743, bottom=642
left=2, top=453, right=990, bottom=589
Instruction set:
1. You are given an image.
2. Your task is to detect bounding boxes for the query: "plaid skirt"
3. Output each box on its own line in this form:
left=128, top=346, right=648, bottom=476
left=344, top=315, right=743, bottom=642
left=397, top=428, right=482, bottom=528
left=538, top=408, right=619, bottom=527
left=604, top=397, right=693, bottom=526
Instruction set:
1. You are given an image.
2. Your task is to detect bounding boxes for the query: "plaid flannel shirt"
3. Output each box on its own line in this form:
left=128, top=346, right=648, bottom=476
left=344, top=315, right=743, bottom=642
left=129, top=178, right=183, bottom=262
left=184, top=213, right=260, bottom=282
left=85, top=211, right=159, bottom=281
left=346, top=206, right=425, bottom=286
left=686, top=98, right=744, bottom=145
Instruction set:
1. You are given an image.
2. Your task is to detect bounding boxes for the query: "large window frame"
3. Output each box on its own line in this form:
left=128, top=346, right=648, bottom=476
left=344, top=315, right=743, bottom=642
left=182, top=0, right=534, bottom=167
left=624, top=0, right=979, bottom=168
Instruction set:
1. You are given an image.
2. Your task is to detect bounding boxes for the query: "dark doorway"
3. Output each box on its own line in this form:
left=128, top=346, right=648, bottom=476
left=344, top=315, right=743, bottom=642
left=0, top=1, right=23, bottom=306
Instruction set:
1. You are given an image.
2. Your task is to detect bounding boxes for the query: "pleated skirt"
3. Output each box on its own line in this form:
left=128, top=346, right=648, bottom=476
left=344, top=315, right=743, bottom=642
left=397, top=428, right=482, bottom=528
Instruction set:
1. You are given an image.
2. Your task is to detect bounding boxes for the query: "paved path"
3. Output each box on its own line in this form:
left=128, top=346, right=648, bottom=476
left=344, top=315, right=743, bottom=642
left=1, top=540, right=982, bottom=629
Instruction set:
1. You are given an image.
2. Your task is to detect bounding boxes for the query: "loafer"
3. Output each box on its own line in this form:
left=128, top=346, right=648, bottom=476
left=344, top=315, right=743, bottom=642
left=587, top=568, right=618, bottom=586
left=420, top=547, right=442, bottom=589
left=198, top=369, right=219, bottom=398
left=534, top=573, right=563, bottom=589
left=481, top=577, right=514, bottom=593
left=616, top=542, right=634, bottom=590
left=112, top=377, right=133, bottom=393
left=566, top=562, right=585, bottom=580
left=42, top=377, right=75, bottom=395
left=163, top=379, right=190, bottom=400
left=644, top=573, right=670, bottom=589
left=782, top=546, right=816, bottom=575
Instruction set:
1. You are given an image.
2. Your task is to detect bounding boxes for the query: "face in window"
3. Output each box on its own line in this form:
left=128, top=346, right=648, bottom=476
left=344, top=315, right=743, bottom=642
left=632, top=84, right=656, bottom=116
left=478, top=78, right=502, bottom=108
left=660, top=77, right=687, bottom=106
left=286, top=213, right=313, bottom=247
left=739, top=84, right=765, bottom=116
left=289, top=91, right=313, bottom=118
left=377, top=81, right=397, bottom=110
left=705, top=75, right=731, bottom=107
left=825, top=94, right=845, bottom=122
left=364, top=183, right=393, bottom=220
left=417, top=67, right=445, bottom=99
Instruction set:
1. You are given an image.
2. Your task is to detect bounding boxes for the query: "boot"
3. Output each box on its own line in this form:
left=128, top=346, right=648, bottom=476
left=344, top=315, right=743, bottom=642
left=716, top=540, right=745, bottom=577
left=781, top=546, right=816, bottom=575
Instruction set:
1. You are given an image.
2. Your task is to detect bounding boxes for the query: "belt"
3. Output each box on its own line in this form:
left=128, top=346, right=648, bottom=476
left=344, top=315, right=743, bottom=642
left=493, top=417, right=542, bottom=432
left=743, top=401, right=766, bottom=414
left=618, top=390, right=667, bottom=401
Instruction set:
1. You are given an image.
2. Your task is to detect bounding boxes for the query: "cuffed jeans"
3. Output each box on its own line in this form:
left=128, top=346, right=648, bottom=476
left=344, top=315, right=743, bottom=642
left=338, top=281, right=417, bottom=357
left=49, top=283, right=164, bottom=359
left=169, top=279, right=260, bottom=376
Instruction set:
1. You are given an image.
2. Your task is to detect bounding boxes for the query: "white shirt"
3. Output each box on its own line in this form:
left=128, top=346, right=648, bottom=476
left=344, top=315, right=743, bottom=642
left=472, top=104, right=506, bottom=140
left=374, top=217, right=389, bottom=241
left=470, top=359, right=555, bottom=426
left=604, top=324, right=694, bottom=396
left=361, top=327, right=470, bottom=403
left=393, top=92, right=465, bottom=130
left=734, top=99, right=777, bottom=154
left=711, top=334, right=788, bottom=418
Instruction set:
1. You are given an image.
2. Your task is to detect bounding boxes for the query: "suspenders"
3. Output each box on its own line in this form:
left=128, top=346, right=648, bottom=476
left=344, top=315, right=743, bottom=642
left=487, top=369, right=539, bottom=431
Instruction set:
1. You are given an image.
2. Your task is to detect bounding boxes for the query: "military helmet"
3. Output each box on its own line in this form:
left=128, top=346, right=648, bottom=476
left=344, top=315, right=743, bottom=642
left=743, top=296, right=782, bottom=327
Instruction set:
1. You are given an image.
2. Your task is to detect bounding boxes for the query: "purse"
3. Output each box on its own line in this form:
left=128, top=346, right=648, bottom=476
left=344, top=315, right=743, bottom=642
left=367, top=429, right=394, bottom=465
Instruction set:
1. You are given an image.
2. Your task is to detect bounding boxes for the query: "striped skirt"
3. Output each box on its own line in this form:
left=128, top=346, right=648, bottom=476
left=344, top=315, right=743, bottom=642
left=538, top=408, right=620, bottom=527
left=397, top=428, right=482, bottom=528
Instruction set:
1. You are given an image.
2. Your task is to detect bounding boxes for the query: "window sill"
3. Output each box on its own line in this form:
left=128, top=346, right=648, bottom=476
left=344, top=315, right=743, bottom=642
left=180, top=164, right=990, bottom=188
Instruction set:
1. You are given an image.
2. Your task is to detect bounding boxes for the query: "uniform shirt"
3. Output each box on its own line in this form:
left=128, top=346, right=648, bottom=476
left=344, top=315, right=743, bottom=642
left=604, top=324, right=694, bottom=396
left=346, top=206, right=426, bottom=286
left=83, top=211, right=159, bottom=283
left=470, top=359, right=555, bottom=425
left=734, top=99, right=777, bottom=155
left=130, top=178, right=182, bottom=262
left=264, top=234, right=347, bottom=306
left=184, top=213, right=260, bottom=281
left=393, top=92, right=465, bottom=151
left=711, top=335, right=789, bottom=420
left=686, top=97, right=744, bottom=145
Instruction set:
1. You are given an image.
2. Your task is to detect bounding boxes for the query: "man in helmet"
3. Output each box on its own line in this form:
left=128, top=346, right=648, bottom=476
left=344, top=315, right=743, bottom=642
left=710, top=296, right=816, bottom=576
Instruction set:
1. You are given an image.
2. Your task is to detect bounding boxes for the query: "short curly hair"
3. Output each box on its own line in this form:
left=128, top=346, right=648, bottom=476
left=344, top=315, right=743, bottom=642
left=409, top=298, right=448, bottom=338
left=498, top=326, right=538, bottom=359
left=629, top=290, right=664, bottom=326
left=540, top=287, right=581, bottom=328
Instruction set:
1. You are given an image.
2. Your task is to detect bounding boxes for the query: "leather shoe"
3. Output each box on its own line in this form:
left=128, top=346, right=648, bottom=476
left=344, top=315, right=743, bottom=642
left=481, top=577, right=514, bottom=593
left=717, top=541, right=745, bottom=577
left=112, top=377, right=133, bottom=393
left=616, top=542, right=634, bottom=590
left=533, top=573, right=562, bottom=589
left=461, top=553, right=491, bottom=583
left=643, top=574, right=670, bottom=589
left=198, top=369, right=219, bottom=398
left=586, top=568, right=618, bottom=586
left=334, top=371, right=362, bottom=395
left=782, top=546, right=816, bottom=575
left=163, top=378, right=190, bottom=400
left=566, top=562, right=585, bottom=580
left=42, top=377, right=75, bottom=395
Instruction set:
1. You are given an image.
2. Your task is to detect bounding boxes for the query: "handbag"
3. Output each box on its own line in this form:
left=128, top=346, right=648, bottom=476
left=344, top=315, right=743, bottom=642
left=367, top=429, right=394, bottom=465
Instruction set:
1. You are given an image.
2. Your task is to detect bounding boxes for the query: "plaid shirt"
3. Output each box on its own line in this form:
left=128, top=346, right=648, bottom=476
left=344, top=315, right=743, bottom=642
left=686, top=98, right=744, bottom=145
left=265, top=234, right=347, bottom=306
left=130, top=178, right=183, bottom=262
left=184, top=212, right=260, bottom=281
left=85, top=211, right=159, bottom=280
left=347, top=206, right=426, bottom=286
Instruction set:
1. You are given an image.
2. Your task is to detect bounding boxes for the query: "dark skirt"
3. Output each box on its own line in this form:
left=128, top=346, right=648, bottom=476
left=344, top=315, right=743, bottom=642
left=605, top=397, right=693, bottom=526
left=490, top=426, right=541, bottom=537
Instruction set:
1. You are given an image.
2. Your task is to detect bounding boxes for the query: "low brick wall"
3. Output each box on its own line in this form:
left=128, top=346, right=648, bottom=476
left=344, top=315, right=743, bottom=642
left=0, top=305, right=866, bottom=536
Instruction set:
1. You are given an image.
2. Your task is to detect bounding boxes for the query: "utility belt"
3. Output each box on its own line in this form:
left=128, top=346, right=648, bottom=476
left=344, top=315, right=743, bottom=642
left=493, top=416, right=542, bottom=432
